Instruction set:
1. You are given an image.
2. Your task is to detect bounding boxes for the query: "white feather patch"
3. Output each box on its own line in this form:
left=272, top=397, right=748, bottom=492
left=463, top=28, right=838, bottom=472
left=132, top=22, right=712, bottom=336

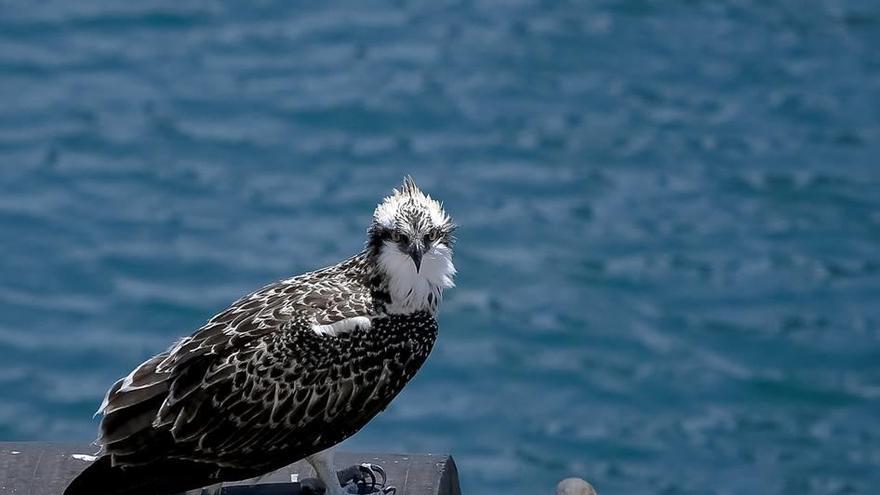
left=378, top=240, right=455, bottom=314
left=311, top=316, right=372, bottom=336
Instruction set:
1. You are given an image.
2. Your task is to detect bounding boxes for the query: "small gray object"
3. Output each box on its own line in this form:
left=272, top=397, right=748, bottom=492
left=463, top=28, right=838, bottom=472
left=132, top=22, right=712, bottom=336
left=555, top=478, right=597, bottom=495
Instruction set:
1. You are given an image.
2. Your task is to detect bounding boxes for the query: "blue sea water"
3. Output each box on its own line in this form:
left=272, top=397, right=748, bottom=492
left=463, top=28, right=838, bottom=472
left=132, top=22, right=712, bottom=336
left=1, top=1, right=880, bottom=494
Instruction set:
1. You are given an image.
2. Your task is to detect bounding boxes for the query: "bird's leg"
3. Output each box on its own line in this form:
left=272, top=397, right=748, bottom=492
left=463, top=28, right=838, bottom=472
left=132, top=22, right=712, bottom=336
left=306, top=448, right=347, bottom=495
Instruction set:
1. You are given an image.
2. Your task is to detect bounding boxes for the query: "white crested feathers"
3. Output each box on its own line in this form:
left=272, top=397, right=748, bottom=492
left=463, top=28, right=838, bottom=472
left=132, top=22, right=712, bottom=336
left=378, top=239, right=455, bottom=314
left=373, top=178, right=450, bottom=230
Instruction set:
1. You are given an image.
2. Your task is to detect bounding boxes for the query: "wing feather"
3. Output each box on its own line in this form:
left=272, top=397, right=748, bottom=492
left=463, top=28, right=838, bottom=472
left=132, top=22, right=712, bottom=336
left=93, top=256, right=434, bottom=476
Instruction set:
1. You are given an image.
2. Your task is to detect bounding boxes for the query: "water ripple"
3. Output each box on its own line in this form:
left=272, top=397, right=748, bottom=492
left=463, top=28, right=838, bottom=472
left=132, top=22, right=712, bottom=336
left=2, top=1, right=880, bottom=494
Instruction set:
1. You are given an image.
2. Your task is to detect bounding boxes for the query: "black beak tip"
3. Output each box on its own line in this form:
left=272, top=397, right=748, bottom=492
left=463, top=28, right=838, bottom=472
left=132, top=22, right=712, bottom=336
left=410, top=252, right=423, bottom=272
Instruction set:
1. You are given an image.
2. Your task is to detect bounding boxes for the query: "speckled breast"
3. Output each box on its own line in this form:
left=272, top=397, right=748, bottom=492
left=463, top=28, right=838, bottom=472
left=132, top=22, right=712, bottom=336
left=202, top=312, right=440, bottom=472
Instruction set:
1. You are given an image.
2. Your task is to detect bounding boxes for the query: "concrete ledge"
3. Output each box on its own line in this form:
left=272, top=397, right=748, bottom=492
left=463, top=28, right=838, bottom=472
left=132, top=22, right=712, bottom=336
left=0, top=443, right=461, bottom=495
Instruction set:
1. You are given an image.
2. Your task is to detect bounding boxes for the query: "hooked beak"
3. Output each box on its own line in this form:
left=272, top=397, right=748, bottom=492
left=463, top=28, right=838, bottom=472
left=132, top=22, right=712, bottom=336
left=408, top=244, right=424, bottom=272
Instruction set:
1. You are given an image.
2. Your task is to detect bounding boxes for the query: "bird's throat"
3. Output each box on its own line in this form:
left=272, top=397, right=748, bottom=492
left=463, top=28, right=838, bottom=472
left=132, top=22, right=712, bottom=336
left=372, top=244, right=455, bottom=315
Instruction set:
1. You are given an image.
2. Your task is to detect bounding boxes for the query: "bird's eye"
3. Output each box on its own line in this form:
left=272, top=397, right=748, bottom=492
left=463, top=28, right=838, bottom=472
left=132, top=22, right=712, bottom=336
left=428, top=230, right=442, bottom=242
left=391, top=231, right=401, bottom=242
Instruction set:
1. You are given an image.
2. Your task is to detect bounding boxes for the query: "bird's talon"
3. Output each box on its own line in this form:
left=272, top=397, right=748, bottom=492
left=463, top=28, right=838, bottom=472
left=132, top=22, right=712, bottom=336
left=381, top=485, right=397, bottom=495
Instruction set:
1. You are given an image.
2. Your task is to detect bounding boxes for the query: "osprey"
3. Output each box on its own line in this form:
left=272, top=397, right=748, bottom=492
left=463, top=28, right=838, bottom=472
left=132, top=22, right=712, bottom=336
left=65, top=177, right=456, bottom=495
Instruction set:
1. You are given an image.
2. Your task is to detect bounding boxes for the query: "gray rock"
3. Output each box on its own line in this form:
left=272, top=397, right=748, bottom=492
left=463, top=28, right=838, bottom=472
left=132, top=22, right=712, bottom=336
left=555, top=477, right=597, bottom=495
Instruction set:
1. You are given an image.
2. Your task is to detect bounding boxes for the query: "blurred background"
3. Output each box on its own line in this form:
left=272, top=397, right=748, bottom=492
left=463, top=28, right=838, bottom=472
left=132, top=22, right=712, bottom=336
left=1, top=1, right=879, bottom=494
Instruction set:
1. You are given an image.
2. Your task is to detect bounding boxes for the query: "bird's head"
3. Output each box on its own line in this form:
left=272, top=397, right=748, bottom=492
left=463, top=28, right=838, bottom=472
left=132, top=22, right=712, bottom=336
left=368, top=177, right=456, bottom=299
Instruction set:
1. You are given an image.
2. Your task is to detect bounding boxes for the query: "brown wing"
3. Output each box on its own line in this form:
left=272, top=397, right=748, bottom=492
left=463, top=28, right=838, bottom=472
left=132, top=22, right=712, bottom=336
left=96, top=259, right=378, bottom=466
left=157, top=316, right=431, bottom=470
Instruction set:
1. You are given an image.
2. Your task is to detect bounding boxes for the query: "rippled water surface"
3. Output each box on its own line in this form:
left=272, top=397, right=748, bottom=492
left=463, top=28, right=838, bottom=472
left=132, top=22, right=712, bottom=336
left=2, top=1, right=880, bottom=494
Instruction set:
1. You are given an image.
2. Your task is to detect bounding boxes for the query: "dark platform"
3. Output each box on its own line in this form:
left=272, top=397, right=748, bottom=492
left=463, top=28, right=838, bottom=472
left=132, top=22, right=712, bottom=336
left=0, top=443, right=461, bottom=495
